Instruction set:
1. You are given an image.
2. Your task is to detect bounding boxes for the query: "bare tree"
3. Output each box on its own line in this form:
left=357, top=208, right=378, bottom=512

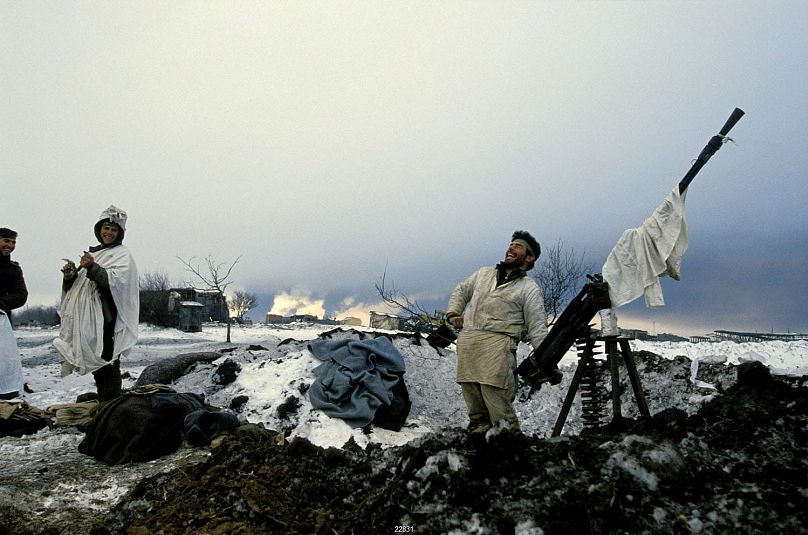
left=375, top=268, right=433, bottom=318
left=374, top=269, right=446, bottom=333
left=139, top=269, right=173, bottom=291
left=178, top=255, right=241, bottom=343
left=229, top=290, right=257, bottom=323
left=533, top=239, right=595, bottom=325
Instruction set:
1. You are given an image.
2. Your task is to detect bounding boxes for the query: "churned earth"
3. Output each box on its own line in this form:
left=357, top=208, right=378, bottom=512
left=1, top=325, right=806, bottom=534
left=103, top=362, right=808, bottom=534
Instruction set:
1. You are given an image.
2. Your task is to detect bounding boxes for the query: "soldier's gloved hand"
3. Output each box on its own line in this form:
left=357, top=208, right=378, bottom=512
left=61, top=259, right=77, bottom=280
left=449, top=316, right=463, bottom=330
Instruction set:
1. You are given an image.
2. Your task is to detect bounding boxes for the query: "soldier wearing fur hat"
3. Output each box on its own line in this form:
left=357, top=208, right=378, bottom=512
left=445, top=230, right=548, bottom=433
left=54, top=206, right=140, bottom=402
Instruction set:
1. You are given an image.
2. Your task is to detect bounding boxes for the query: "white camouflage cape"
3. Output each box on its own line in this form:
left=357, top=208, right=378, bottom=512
left=0, top=312, right=23, bottom=396
left=602, top=187, right=689, bottom=308
left=54, top=245, right=139, bottom=375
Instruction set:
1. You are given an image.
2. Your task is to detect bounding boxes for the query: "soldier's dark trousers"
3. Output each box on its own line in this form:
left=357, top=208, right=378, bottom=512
left=93, top=359, right=121, bottom=402
left=92, top=321, right=121, bottom=402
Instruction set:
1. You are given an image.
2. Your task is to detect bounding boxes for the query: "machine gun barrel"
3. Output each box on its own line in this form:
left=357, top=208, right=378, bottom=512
left=678, top=107, right=745, bottom=194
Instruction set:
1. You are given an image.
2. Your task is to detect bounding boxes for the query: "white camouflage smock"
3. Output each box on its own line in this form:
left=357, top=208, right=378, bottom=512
left=447, top=266, right=548, bottom=388
left=54, top=245, right=139, bottom=376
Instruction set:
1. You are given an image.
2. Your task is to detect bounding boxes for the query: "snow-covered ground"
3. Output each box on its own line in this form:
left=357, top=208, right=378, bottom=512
left=3, top=322, right=807, bottom=534
left=631, top=338, right=808, bottom=377
left=12, top=322, right=808, bottom=449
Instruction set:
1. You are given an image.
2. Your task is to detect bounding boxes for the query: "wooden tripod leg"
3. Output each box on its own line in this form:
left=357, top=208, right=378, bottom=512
left=552, top=356, right=588, bottom=437
left=619, top=340, right=651, bottom=417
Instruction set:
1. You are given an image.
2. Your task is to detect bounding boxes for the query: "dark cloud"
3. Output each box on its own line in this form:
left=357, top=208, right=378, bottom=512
left=3, top=3, right=806, bottom=338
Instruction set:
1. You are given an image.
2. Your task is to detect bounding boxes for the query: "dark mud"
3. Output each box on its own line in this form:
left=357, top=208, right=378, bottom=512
left=2, top=343, right=806, bottom=535
left=29, top=361, right=806, bottom=535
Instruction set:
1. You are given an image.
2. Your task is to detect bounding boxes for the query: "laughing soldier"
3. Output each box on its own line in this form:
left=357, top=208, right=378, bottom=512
left=54, top=206, right=140, bottom=402
left=445, top=231, right=548, bottom=433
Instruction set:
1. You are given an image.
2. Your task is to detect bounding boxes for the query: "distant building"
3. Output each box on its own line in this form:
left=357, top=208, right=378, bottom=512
left=619, top=328, right=652, bottom=340
left=178, top=301, right=204, bottom=332
left=290, top=314, right=318, bottom=323
left=140, top=287, right=228, bottom=331
left=265, top=312, right=356, bottom=327
left=340, top=317, right=363, bottom=327
left=264, top=313, right=334, bottom=324
left=701, top=330, right=808, bottom=343
left=190, top=290, right=229, bottom=323
left=656, top=333, right=688, bottom=342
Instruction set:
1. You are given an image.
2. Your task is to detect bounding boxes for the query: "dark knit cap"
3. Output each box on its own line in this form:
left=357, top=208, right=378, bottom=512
left=0, top=228, right=17, bottom=239
left=512, top=230, right=540, bottom=259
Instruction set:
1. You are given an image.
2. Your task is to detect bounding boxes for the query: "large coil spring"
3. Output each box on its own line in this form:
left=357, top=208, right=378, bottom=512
left=577, top=338, right=606, bottom=429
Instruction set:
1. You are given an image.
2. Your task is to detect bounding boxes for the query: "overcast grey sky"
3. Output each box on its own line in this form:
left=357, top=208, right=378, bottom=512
left=3, top=2, right=807, bottom=336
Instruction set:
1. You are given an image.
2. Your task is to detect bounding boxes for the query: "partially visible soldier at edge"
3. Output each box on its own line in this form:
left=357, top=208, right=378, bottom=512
left=0, top=227, right=29, bottom=400
left=445, top=230, right=548, bottom=434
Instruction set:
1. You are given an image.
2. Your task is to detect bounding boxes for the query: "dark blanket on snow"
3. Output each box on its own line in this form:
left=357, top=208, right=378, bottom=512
left=78, top=389, right=207, bottom=465
left=308, top=336, right=410, bottom=430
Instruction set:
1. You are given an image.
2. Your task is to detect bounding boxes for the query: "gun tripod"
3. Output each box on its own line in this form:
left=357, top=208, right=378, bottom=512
left=551, top=334, right=650, bottom=437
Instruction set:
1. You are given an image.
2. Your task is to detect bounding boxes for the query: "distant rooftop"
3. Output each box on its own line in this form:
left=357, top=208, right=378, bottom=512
left=691, top=330, right=808, bottom=343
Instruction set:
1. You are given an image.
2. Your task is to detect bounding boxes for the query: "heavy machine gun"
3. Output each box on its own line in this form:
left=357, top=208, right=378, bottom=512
left=516, top=108, right=745, bottom=432
left=516, top=273, right=611, bottom=389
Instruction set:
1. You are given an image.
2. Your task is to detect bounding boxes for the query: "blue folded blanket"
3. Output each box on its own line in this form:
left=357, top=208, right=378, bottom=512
left=308, top=336, right=406, bottom=428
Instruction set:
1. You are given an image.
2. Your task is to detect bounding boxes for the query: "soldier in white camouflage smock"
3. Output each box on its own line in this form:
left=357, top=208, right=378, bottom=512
left=446, top=231, right=548, bottom=433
